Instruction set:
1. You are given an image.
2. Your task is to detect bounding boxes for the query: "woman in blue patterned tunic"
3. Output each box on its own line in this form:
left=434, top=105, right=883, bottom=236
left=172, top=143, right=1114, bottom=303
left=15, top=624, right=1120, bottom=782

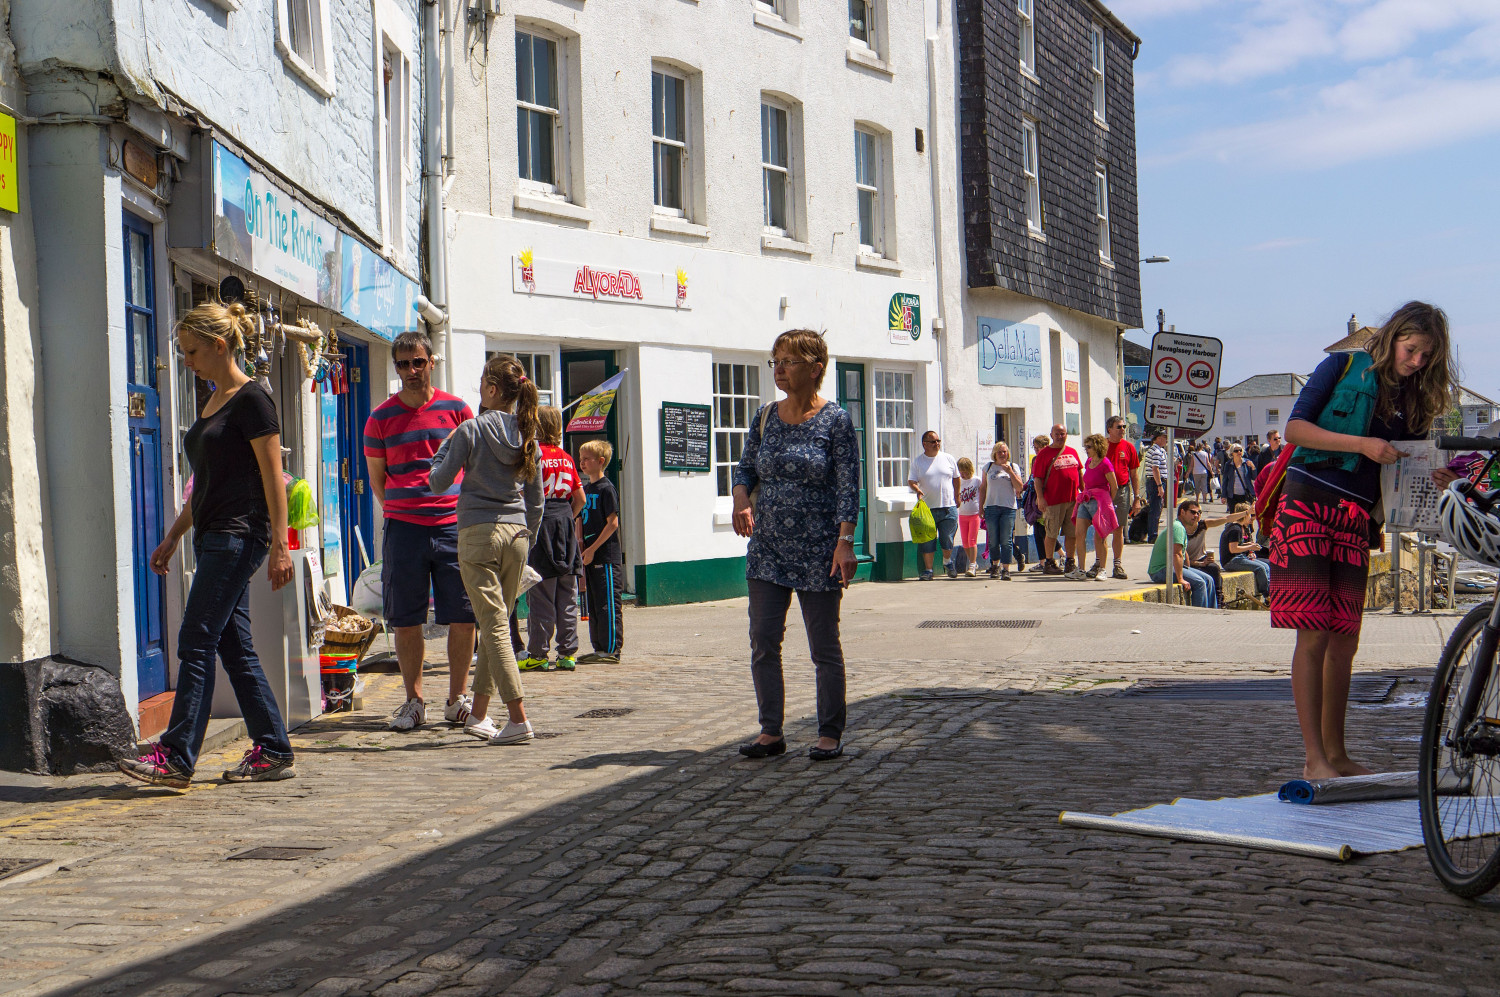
left=731, top=330, right=861, bottom=762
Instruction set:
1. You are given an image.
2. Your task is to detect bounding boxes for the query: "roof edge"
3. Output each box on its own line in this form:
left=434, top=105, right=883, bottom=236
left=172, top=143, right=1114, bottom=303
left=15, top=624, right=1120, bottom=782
left=1084, top=0, right=1143, bottom=49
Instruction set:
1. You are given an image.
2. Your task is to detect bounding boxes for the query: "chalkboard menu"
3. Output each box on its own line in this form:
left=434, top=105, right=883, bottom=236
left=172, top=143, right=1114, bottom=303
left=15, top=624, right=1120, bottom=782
left=660, top=402, right=712, bottom=472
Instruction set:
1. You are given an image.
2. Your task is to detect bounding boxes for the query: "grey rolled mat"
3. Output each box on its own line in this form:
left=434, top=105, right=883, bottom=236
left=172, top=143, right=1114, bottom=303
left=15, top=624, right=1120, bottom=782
left=1278, top=770, right=1418, bottom=805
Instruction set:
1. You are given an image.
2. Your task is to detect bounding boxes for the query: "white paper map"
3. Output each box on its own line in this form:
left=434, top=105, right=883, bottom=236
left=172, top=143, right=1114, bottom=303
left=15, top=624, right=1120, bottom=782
left=1381, top=440, right=1442, bottom=533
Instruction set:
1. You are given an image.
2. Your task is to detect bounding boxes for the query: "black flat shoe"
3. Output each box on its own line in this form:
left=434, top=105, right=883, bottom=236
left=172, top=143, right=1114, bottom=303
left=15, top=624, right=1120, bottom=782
left=738, top=738, right=786, bottom=759
left=808, top=742, right=844, bottom=761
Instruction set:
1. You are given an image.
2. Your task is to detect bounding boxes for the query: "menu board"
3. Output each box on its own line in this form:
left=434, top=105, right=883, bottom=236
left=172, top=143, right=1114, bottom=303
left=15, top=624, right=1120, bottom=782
left=660, top=402, right=711, bottom=472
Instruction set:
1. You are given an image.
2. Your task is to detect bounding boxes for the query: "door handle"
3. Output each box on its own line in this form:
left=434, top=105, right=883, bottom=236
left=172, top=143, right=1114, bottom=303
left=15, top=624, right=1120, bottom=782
left=342, top=458, right=349, bottom=482
left=135, top=437, right=143, bottom=456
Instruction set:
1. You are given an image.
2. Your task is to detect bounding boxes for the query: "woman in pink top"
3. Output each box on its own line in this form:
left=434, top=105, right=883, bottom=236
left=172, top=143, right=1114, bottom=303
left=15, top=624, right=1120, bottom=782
left=1069, top=434, right=1119, bottom=581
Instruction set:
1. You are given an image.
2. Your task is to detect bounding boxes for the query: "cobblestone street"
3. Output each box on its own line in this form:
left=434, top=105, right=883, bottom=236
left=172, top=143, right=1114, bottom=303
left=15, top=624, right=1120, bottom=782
left=1, top=570, right=1491, bottom=997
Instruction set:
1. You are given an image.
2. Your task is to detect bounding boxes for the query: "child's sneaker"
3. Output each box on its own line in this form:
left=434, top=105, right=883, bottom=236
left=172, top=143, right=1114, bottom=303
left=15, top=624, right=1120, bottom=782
left=444, top=694, right=473, bottom=726
left=118, top=744, right=190, bottom=790
left=463, top=716, right=500, bottom=739
left=965, top=563, right=978, bottom=577
left=556, top=656, right=577, bottom=671
left=517, top=656, right=549, bottom=672
left=223, top=745, right=296, bottom=783
left=489, top=720, right=535, bottom=745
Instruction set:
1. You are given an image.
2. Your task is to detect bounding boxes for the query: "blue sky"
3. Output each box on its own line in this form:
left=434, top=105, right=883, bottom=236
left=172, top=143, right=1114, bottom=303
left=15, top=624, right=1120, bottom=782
left=1112, top=0, right=1500, bottom=401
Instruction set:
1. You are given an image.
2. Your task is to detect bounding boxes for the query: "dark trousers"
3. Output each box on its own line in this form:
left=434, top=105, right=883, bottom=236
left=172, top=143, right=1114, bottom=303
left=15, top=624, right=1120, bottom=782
left=747, top=578, right=847, bottom=741
left=1146, top=478, right=1164, bottom=542
left=161, top=532, right=293, bottom=774
left=584, top=562, right=624, bottom=655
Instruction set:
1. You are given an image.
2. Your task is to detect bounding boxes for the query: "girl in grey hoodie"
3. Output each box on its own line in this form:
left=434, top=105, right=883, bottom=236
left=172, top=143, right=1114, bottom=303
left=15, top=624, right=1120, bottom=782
left=429, top=355, right=545, bottom=744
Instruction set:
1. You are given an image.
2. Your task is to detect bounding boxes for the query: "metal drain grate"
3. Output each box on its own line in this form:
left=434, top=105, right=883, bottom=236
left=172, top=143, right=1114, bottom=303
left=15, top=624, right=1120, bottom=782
left=1124, top=676, right=1396, bottom=703
left=0, top=858, right=49, bottom=882
left=227, top=846, right=328, bottom=861
left=576, top=708, right=635, bottom=719
left=917, top=619, right=1041, bottom=630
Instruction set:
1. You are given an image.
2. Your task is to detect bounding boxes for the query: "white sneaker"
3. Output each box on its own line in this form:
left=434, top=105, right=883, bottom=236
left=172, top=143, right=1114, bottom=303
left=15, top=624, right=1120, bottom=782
left=1063, top=568, right=1087, bottom=581
left=489, top=720, right=535, bottom=745
left=965, top=564, right=978, bottom=577
left=444, top=694, right=473, bottom=726
left=388, top=698, right=426, bottom=731
left=463, top=716, right=499, bottom=739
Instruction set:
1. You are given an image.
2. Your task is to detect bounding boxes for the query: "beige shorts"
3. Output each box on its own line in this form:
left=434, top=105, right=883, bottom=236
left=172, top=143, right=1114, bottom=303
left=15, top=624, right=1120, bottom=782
left=1043, top=501, right=1076, bottom=537
left=1112, top=486, right=1133, bottom=532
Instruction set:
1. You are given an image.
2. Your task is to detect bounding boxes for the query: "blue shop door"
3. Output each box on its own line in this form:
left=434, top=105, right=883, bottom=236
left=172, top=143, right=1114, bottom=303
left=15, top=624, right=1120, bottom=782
left=124, top=213, right=168, bottom=697
left=337, top=341, right=374, bottom=582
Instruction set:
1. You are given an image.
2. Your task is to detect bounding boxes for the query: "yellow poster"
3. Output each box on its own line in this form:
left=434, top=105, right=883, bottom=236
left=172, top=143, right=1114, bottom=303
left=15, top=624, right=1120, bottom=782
left=0, top=112, right=17, bottom=213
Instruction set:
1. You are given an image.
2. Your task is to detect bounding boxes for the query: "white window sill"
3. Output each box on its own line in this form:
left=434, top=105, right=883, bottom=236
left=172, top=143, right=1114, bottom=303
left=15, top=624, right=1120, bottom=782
left=1099, top=255, right=1115, bottom=269
left=513, top=192, right=594, bottom=225
left=1027, top=228, right=1047, bottom=243
left=650, top=214, right=710, bottom=239
left=276, top=40, right=335, bottom=99
left=761, top=234, right=812, bottom=256
left=855, top=253, right=901, bottom=275
left=1094, top=115, right=1109, bottom=130
left=846, top=44, right=892, bottom=75
left=206, top=0, right=239, bottom=9
left=1020, top=67, right=1040, bottom=85
left=875, top=491, right=918, bottom=513
left=753, top=9, right=803, bottom=40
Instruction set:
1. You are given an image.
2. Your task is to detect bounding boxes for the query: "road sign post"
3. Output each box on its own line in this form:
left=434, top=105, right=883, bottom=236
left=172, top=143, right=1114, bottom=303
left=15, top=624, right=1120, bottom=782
left=1145, top=332, right=1224, bottom=606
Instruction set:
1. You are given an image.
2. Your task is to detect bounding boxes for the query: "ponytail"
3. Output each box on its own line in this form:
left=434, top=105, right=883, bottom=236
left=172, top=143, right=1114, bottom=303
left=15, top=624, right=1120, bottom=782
left=481, top=354, right=541, bottom=480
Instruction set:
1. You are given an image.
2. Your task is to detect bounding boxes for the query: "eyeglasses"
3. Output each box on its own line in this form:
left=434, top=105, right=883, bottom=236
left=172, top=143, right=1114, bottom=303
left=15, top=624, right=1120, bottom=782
left=766, top=359, right=810, bottom=369
left=394, top=357, right=430, bottom=372
left=923, top=437, right=940, bottom=445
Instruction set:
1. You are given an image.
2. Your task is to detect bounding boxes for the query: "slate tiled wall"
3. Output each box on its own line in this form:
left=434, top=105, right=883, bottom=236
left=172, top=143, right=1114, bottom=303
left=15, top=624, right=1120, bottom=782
left=957, top=0, right=1142, bottom=328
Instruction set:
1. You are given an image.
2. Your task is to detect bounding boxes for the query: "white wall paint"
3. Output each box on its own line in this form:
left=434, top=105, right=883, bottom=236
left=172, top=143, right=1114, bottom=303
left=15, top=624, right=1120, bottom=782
left=1210, top=392, right=1297, bottom=443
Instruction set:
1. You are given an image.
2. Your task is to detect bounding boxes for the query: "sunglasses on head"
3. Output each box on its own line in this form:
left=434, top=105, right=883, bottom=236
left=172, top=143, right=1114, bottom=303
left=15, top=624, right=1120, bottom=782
left=395, top=357, right=430, bottom=371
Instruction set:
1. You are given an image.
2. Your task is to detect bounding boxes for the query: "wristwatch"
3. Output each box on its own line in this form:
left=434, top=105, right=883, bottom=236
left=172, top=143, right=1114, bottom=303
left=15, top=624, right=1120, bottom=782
left=837, top=535, right=855, bottom=544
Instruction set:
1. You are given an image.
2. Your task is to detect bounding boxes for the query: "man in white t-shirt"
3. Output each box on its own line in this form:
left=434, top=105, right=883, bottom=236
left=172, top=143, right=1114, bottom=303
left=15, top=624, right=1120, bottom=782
left=907, top=430, right=962, bottom=580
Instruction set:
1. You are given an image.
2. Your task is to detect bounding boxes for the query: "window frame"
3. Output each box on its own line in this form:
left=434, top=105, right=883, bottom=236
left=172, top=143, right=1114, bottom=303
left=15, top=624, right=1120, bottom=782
left=1090, top=23, right=1107, bottom=124
left=651, top=68, right=689, bottom=219
left=874, top=369, right=916, bottom=491
left=374, top=0, right=415, bottom=259
left=276, top=0, right=335, bottom=98
left=1018, top=0, right=1036, bottom=78
left=515, top=27, right=567, bottom=196
left=849, top=0, right=876, bottom=51
left=1021, top=118, right=1042, bottom=234
left=1266, top=409, right=1280, bottom=425
left=854, top=126, right=884, bottom=255
left=1094, top=164, right=1111, bottom=262
left=713, top=360, right=764, bottom=498
left=1224, top=411, right=1237, bottom=427
left=761, top=99, right=794, bottom=238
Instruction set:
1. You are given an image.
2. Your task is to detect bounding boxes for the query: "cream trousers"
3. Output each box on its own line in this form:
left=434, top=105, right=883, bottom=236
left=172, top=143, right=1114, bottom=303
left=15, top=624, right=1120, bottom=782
left=457, top=522, right=530, bottom=703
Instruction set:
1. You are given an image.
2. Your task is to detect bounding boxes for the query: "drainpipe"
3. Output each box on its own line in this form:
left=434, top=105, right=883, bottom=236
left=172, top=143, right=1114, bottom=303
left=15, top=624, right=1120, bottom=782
left=926, top=34, right=954, bottom=441
left=423, top=0, right=452, bottom=392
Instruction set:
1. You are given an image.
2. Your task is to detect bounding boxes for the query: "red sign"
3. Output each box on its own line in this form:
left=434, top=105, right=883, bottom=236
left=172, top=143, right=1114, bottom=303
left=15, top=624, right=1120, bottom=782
left=1064, top=380, right=1079, bottom=404
left=1153, top=356, right=1183, bottom=385
left=1186, top=361, right=1215, bottom=389
left=573, top=266, right=644, bottom=301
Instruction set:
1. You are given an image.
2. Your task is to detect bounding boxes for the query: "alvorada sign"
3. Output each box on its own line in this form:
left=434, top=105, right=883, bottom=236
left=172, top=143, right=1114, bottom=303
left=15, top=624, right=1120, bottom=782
left=514, top=251, right=690, bottom=310
left=213, top=142, right=339, bottom=307
left=977, top=318, right=1042, bottom=387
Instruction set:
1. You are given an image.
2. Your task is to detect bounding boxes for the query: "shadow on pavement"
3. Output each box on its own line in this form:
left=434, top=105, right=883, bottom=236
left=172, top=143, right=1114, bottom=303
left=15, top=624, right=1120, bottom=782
left=50, top=675, right=1482, bottom=997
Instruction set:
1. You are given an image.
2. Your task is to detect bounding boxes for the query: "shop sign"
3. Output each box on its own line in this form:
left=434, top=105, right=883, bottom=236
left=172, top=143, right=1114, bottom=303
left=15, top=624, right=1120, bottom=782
left=212, top=142, right=339, bottom=306
left=1064, top=380, right=1079, bottom=404
left=977, top=317, right=1042, bottom=387
left=514, top=250, right=690, bottom=310
left=0, top=112, right=17, bottom=213
left=1063, top=344, right=1079, bottom=372
left=339, top=233, right=418, bottom=343
left=567, top=371, right=626, bottom=433
left=1124, top=364, right=1149, bottom=436
left=888, top=293, right=921, bottom=344
left=320, top=384, right=342, bottom=574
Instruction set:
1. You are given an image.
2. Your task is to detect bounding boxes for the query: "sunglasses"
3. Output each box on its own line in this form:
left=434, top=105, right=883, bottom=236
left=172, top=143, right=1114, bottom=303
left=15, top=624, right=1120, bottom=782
left=923, top=437, right=940, bottom=445
left=394, top=357, right=430, bottom=371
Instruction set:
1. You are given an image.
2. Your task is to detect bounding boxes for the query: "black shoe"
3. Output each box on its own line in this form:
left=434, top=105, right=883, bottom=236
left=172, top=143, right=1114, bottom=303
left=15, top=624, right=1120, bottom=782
left=739, top=738, right=786, bottom=759
left=808, top=742, right=844, bottom=761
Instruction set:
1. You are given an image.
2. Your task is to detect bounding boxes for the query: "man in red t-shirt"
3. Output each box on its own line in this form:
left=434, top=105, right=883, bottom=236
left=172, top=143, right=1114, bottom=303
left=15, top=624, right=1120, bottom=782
left=363, top=331, right=476, bottom=733
left=1030, top=423, right=1083, bottom=575
left=1105, top=415, right=1143, bottom=579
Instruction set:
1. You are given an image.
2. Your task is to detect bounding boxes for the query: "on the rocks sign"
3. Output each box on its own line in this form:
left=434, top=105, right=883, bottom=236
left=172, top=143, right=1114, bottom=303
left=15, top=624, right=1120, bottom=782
left=514, top=251, right=690, bottom=310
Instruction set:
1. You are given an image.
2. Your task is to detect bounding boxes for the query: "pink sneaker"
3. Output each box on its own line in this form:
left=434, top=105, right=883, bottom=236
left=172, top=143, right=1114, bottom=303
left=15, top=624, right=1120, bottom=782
left=118, top=744, right=190, bottom=790
left=223, top=745, right=296, bottom=783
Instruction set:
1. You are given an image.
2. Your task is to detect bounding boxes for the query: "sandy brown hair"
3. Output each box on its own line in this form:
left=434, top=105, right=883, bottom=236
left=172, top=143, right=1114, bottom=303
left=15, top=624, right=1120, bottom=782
left=481, top=354, right=540, bottom=480
left=771, top=329, right=828, bottom=388
left=1083, top=433, right=1108, bottom=460
left=1366, top=300, right=1458, bottom=434
left=537, top=405, right=564, bottom=446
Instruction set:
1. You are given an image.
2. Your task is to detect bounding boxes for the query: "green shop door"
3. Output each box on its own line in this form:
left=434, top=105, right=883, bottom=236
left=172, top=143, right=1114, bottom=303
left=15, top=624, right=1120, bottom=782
left=835, top=362, right=872, bottom=582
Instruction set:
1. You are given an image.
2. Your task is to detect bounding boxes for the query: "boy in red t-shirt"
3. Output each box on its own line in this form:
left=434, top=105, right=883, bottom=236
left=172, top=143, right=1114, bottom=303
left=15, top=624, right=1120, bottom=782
left=515, top=407, right=587, bottom=672
left=1030, top=423, right=1083, bottom=574
left=1104, top=415, right=1143, bottom=579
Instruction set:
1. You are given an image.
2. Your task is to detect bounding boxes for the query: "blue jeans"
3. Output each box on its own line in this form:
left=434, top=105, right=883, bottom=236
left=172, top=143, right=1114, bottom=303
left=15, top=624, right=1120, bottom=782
left=918, top=506, right=959, bottom=558
left=160, top=531, right=293, bottom=774
left=984, top=506, right=1017, bottom=566
left=1148, top=566, right=1216, bottom=608
left=1225, top=554, right=1271, bottom=597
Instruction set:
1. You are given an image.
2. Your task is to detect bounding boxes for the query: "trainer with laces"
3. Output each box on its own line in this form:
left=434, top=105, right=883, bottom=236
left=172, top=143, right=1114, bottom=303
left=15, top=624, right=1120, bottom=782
left=428, top=355, right=544, bottom=747
left=117, top=302, right=296, bottom=790
left=364, top=331, right=479, bottom=734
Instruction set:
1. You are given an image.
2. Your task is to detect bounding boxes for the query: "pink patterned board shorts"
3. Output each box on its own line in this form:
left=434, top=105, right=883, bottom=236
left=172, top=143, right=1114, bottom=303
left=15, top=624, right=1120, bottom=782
left=1268, top=479, right=1371, bottom=635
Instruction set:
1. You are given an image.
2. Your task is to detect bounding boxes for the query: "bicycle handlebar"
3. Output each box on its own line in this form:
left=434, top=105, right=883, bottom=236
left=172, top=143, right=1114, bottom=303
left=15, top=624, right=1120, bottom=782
left=1437, top=436, right=1500, bottom=452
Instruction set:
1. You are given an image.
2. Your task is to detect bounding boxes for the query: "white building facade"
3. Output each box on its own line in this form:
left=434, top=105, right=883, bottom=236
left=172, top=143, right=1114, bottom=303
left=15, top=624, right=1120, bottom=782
left=443, top=0, right=942, bottom=599
left=1208, top=373, right=1306, bottom=445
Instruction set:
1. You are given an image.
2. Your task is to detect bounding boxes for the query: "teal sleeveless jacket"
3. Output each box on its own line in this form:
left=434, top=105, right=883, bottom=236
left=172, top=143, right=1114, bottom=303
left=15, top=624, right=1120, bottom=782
left=1292, top=351, right=1378, bottom=473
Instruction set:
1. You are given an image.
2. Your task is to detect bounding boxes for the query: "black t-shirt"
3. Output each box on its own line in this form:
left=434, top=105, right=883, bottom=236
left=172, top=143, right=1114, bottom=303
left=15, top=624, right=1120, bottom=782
left=184, top=381, right=279, bottom=544
left=581, top=477, right=622, bottom=564
left=1219, top=522, right=1259, bottom=564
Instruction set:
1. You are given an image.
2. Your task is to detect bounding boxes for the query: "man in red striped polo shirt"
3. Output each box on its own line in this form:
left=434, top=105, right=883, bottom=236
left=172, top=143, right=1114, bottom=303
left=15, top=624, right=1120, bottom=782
left=364, top=331, right=477, bottom=732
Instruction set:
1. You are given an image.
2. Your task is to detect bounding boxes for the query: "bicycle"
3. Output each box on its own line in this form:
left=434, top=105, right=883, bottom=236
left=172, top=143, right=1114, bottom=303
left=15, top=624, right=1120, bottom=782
left=1420, top=434, right=1500, bottom=896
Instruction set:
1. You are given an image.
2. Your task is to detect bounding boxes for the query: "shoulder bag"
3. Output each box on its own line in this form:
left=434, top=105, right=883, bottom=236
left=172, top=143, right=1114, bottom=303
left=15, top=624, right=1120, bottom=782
left=747, top=402, right=773, bottom=512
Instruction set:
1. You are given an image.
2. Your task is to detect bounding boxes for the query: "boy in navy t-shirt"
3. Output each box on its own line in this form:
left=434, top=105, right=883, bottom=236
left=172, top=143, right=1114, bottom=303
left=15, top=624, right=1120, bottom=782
left=578, top=440, right=624, bottom=662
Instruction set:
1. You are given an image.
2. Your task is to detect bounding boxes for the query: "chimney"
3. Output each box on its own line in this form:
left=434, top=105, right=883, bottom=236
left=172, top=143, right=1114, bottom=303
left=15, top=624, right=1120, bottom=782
left=1348, top=314, right=1358, bottom=334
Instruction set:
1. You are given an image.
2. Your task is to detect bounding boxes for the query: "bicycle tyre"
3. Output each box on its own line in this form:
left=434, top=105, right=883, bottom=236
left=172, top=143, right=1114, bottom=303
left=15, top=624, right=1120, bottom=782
left=1419, top=600, right=1500, bottom=897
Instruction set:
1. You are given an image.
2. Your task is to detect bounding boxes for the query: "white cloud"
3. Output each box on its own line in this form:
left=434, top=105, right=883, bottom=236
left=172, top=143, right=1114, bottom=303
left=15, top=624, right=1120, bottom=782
left=1166, top=8, right=1337, bottom=86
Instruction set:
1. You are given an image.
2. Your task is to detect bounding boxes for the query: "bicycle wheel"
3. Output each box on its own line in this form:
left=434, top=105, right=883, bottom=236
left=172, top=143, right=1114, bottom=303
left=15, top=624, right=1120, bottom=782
left=1420, top=600, right=1500, bottom=897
